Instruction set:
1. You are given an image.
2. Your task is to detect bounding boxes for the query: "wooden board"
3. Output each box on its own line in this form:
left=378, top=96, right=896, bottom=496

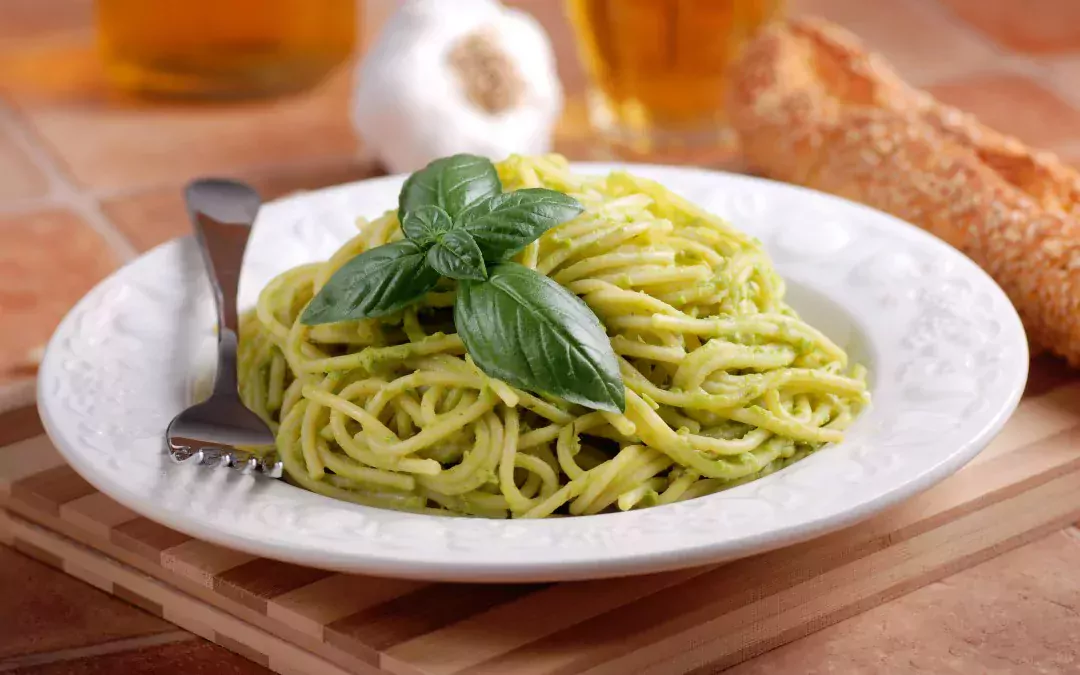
left=2, top=361, right=1079, bottom=675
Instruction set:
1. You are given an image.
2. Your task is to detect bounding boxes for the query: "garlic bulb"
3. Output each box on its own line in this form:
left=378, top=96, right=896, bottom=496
left=353, top=0, right=563, bottom=174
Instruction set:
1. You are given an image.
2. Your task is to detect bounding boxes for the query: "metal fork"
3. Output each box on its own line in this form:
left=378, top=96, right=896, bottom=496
left=165, top=179, right=281, bottom=477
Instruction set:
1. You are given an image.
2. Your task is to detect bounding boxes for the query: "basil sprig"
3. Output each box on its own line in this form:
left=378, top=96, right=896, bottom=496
left=301, top=154, right=625, bottom=413
left=456, top=263, right=626, bottom=411
left=301, top=240, right=440, bottom=322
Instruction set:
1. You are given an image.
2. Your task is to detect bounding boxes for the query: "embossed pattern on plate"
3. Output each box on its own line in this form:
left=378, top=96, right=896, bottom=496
left=37, top=164, right=1028, bottom=582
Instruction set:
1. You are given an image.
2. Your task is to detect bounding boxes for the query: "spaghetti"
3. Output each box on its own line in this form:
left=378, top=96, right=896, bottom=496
left=237, top=155, right=869, bottom=518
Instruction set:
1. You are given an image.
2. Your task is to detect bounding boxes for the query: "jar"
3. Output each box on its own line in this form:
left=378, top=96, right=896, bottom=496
left=95, top=0, right=357, bottom=99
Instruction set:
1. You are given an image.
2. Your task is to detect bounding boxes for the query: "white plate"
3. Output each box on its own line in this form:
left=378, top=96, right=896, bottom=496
left=38, top=163, right=1028, bottom=582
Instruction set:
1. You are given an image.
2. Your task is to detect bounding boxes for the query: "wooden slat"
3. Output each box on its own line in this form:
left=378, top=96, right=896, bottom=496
left=0, top=492, right=384, bottom=675
left=217, top=558, right=336, bottom=614
left=383, top=568, right=712, bottom=675
left=112, top=516, right=193, bottom=561
left=968, top=382, right=1080, bottom=466
left=1, top=510, right=371, bottom=675
left=327, top=584, right=547, bottom=660
left=270, top=574, right=429, bottom=641
left=164, top=538, right=258, bottom=588
left=0, top=507, right=12, bottom=544
left=0, top=435, right=65, bottom=498
left=63, top=556, right=116, bottom=593
left=460, top=471, right=1080, bottom=675
left=61, top=492, right=139, bottom=538
left=9, top=463, right=96, bottom=516
left=627, top=471, right=1080, bottom=675
left=1023, top=354, right=1075, bottom=397
left=0, top=380, right=35, bottom=418
left=0, top=405, right=43, bottom=447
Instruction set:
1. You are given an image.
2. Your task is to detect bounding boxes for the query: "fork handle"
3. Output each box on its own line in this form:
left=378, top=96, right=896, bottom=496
left=185, top=178, right=262, bottom=398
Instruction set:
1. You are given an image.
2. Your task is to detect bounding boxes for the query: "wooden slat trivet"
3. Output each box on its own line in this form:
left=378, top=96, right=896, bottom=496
left=2, top=369, right=1079, bottom=675
left=0, top=509, right=356, bottom=675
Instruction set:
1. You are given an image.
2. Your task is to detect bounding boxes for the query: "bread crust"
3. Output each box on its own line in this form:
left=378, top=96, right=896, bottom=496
left=729, top=18, right=1080, bottom=365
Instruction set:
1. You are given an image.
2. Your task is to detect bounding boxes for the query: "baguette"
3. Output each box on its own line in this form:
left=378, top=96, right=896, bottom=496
left=728, top=18, right=1080, bottom=365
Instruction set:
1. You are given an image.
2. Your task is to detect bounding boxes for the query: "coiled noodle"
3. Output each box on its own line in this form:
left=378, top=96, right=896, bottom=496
left=237, top=155, right=869, bottom=518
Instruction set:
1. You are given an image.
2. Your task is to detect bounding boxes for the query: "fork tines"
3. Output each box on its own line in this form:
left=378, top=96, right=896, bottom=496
left=166, top=440, right=283, bottom=478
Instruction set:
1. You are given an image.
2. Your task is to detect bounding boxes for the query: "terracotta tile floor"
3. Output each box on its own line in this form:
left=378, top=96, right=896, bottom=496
left=939, top=0, right=1080, bottom=55
left=0, top=210, right=119, bottom=380
left=792, top=0, right=1002, bottom=86
left=102, top=158, right=381, bottom=253
left=0, top=124, right=49, bottom=201
left=1040, top=55, right=1080, bottom=111
left=0, top=545, right=174, bottom=662
left=0, top=48, right=361, bottom=193
left=0, top=0, right=91, bottom=47
left=728, top=530, right=1080, bottom=675
left=0, top=0, right=1079, bottom=673
left=7, top=637, right=273, bottom=675
left=928, top=74, right=1080, bottom=150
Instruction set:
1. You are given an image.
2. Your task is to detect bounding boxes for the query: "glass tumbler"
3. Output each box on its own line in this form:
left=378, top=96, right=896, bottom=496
left=566, top=0, right=785, bottom=162
left=95, top=0, right=357, bottom=99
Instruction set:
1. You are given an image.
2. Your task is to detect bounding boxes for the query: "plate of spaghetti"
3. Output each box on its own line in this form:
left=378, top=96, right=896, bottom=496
left=38, top=155, right=1027, bottom=581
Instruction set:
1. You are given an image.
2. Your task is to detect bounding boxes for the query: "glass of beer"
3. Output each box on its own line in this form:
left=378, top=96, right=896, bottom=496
left=95, top=0, right=357, bottom=99
left=566, top=0, right=784, bottom=162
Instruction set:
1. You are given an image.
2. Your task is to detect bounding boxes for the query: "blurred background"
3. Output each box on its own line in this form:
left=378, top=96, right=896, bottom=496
left=3, top=2, right=1080, bottom=673
left=3, top=0, right=1080, bottom=394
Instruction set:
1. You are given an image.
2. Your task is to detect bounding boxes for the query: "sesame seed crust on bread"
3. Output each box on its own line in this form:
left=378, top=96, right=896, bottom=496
left=729, top=18, right=1080, bottom=365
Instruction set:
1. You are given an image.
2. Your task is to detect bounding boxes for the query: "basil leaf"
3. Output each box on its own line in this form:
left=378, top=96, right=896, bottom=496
left=398, top=154, right=502, bottom=220
left=301, top=241, right=439, bottom=324
left=458, top=188, right=585, bottom=261
left=400, top=205, right=453, bottom=246
left=427, top=229, right=487, bottom=281
left=455, top=263, right=625, bottom=412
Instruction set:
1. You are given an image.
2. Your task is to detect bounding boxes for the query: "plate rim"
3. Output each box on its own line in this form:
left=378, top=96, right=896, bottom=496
left=37, top=162, right=1029, bottom=582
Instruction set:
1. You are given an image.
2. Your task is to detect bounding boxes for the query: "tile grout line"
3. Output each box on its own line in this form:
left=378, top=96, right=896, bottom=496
left=0, top=103, right=138, bottom=261
left=0, top=105, right=65, bottom=198
left=923, top=0, right=1026, bottom=61
left=0, top=378, right=36, bottom=414
left=880, top=0, right=1012, bottom=89
left=0, top=28, right=96, bottom=56
left=86, top=151, right=377, bottom=203
left=840, top=0, right=1080, bottom=162
left=0, top=152, right=378, bottom=220
left=0, top=631, right=196, bottom=672
left=0, top=152, right=380, bottom=224
left=908, top=1, right=1080, bottom=160
left=1052, top=139, right=1080, bottom=159
left=72, top=196, right=139, bottom=262
left=0, top=196, right=64, bottom=219
left=924, top=0, right=1080, bottom=112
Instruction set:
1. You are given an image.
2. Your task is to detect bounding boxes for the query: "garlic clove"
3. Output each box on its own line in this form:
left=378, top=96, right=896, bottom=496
left=353, top=0, right=563, bottom=174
